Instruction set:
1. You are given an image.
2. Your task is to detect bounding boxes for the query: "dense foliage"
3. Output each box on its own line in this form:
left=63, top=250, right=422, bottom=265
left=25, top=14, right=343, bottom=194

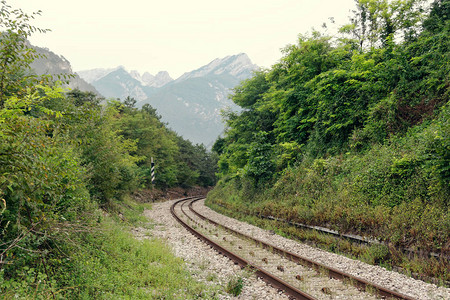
left=209, top=0, right=449, bottom=279
left=216, top=0, right=449, bottom=185
left=0, top=1, right=217, bottom=297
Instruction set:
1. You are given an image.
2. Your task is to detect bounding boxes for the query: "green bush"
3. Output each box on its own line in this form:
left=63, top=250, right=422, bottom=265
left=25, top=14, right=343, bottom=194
left=225, top=276, right=244, bottom=297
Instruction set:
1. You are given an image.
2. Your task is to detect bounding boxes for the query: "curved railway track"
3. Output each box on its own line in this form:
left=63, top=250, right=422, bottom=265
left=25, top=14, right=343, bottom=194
left=171, top=197, right=417, bottom=300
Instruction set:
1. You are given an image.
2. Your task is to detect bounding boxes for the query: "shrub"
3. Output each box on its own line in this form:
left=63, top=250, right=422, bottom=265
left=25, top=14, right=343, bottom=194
left=225, top=276, right=244, bottom=296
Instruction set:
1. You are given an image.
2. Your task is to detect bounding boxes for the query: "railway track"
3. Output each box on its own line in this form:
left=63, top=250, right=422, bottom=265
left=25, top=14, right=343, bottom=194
left=171, top=197, right=417, bottom=300
left=212, top=202, right=450, bottom=288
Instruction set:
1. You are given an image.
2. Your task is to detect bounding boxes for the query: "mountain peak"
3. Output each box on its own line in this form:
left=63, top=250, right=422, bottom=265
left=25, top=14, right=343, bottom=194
left=77, top=66, right=122, bottom=83
left=152, top=71, right=173, bottom=87
left=176, top=53, right=259, bottom=82
left=79, top=67, right=173, bottom=88
left=129, top=70, right=173, bottom=88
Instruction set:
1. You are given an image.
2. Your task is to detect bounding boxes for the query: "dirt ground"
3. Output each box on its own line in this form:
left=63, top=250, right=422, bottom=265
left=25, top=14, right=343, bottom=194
left=131, top=186, right=212, bottom=203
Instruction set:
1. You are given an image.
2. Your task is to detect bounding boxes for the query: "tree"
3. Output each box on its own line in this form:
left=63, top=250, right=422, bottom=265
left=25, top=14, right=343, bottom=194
left=0, top=1, right=49, bottom=107
left=123, top=95, right=137, bottom=109
left=423, top=0, right=450, bottom=32
left=340, top=0, right=428, bottom=50
left=67, top=88, right=100, bottom=107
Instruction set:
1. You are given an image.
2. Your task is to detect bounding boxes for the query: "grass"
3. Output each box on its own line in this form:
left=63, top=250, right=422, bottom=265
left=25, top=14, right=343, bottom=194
left=0, top=197, right=218, bottom=299
left=206, top=273, right=217, bottom=282
left=66, top=220, right=213, bottom=299
left=225, top=276, right=244, bottom=297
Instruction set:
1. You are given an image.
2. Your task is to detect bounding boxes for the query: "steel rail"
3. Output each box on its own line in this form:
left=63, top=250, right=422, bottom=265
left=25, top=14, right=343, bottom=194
left=171, top=198, right=317, bottom=300
left=189, top=198, right=417, bottom=300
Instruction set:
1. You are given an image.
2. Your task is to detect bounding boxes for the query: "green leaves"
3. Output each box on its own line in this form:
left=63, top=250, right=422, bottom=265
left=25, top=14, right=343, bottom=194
left=341, top=0, right=428, bottom=50
left=0, top=1, right=50, bottom=107
left=216, top=0, right=449, bottom=189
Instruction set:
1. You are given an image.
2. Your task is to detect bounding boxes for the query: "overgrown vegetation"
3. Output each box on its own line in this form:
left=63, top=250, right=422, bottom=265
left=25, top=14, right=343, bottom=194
left=0, top=198, right=217, bottom=299
left=225, top=276, right=244, bottom=297
left=0, top=1, right=217, bottom=297
left=208, top=0, right=449, bottom=281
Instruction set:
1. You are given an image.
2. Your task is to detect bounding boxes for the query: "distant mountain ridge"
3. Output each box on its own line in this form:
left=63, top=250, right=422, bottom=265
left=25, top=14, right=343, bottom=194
left=78, top=68, right=173, bottom=89
left=175, top=53, right=256, bottom=82
left=78, top=53, right=259, bottom=146
left=76, top=67, right=120, bottom=83
left=84, top=67, right=153, bottom=101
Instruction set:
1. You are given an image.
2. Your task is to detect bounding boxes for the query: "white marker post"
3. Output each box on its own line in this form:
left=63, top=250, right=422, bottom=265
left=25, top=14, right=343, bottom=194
left=151, top=157, right=155, bottom=184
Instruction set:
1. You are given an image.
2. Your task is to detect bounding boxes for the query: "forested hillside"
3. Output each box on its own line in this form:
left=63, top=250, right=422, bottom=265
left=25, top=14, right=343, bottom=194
left=208, top=0, right=449, bottom=280
left=0, top=1, right=217, bottom=297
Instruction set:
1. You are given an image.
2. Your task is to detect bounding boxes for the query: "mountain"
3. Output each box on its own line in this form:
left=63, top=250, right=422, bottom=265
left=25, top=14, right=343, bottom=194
left=76, top=67, right=120, bottom=83
left=176, top=53, right=256, bottom=82
left=130, top=70, right=173, bottom=88
left=141, top=54, right=258, bottom=146
left=88, top=67, right=156, bottom=101
left=79, top=53, right=259, bottom=146
left=77, top=67, right=172, bottom=101
left=30, top=46, right=99, bottom=94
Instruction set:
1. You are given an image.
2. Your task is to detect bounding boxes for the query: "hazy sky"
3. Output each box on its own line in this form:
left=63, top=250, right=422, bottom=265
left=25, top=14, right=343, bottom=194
left=7, top=0, right=357, bottom=79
